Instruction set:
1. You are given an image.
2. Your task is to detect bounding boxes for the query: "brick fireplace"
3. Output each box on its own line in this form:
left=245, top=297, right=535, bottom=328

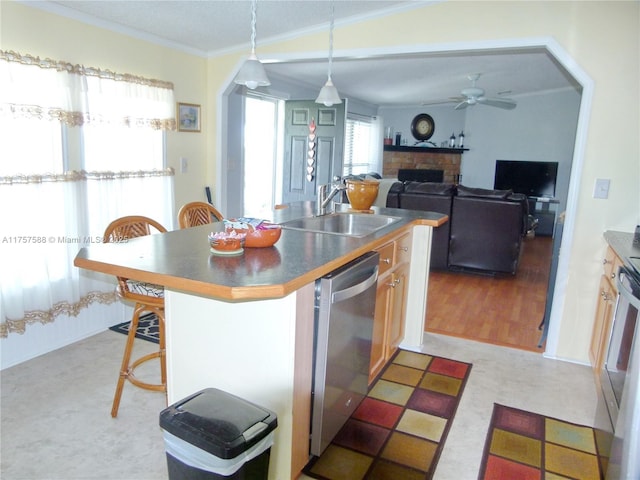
left=382, top=146, right=465, bottom=183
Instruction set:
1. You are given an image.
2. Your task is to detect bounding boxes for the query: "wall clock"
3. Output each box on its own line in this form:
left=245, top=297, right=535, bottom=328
left=410, top=113, right=435, bottom=141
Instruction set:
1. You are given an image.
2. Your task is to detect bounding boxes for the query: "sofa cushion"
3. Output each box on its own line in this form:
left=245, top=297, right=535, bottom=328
left=456, top=184, right=513, bottom=199
left=449, top=196, right=524, bottom=274
left=405, top=182, right=456, bottom=196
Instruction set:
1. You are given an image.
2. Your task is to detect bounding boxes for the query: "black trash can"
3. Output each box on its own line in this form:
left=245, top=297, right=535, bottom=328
left=159, top=388, right=277, bottom=479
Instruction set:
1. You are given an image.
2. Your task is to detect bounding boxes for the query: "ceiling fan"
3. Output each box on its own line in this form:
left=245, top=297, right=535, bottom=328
left=428, top=73, right=517, bottom=110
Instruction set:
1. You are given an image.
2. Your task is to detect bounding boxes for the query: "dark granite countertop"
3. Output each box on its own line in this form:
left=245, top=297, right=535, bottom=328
left=74, top=202, right=447, bottom=301
left=604, top=230, right=640, bottom=268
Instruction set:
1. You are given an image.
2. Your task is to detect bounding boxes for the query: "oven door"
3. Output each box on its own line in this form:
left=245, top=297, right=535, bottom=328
left=602, top=266, right=640, bottom=479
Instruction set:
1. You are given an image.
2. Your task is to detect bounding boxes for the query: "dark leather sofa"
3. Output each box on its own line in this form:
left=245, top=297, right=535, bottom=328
left=387, top=182, right=530, bottom=274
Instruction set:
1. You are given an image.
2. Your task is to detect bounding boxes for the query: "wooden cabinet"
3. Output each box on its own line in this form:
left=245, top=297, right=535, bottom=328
left=369, top=232, right=411, bottom=383
left=589, top=246, right=622, bottom=381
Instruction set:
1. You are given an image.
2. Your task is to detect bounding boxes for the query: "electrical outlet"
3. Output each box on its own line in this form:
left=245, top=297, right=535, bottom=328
left=593, top=178, right=610, bottom=199
left=180, top=157, right=188, bottom=174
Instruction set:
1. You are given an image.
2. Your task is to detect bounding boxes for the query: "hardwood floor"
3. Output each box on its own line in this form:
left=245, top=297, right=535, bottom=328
left=425, top=235, right=553, bottom=352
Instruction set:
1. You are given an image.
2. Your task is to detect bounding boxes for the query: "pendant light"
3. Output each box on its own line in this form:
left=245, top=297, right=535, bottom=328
left=315, top=2, right=341, bottom=106
left=234, top=0, right=270, bottom=90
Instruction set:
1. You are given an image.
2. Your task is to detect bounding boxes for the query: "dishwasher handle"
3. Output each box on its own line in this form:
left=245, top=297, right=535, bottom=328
left=331, top=266, right=379, bottom=304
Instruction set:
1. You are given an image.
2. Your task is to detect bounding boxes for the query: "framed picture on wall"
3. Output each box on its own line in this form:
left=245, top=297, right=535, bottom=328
left=177, top=103, right=201, bottom=132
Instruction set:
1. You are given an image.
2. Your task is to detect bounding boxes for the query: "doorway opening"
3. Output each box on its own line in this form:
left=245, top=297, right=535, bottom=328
left=242, top=94, right=283, bottom=219
left=218, top=40, right=592, bottom=358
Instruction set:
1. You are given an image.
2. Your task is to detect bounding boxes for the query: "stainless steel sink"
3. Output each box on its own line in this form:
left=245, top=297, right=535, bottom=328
left=280, top=213, right=401, bottom=237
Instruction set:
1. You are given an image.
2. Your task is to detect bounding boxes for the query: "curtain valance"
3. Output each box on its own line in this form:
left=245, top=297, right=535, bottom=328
left=0, top=168, right=175, bottom=185
left=0, top=50, right=176, bottom=130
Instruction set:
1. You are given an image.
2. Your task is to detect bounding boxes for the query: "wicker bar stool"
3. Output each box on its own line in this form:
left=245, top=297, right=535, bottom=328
left=177, top=201, right=224, bottom=228
left=103, top=215, right=168, bottom=417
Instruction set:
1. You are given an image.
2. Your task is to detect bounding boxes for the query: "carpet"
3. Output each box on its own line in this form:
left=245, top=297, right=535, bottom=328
left=478, top=404, right=607, bottom=480
left=108, top=313, right=159, bottom=344
left=304, top=350, right=472, bottom=480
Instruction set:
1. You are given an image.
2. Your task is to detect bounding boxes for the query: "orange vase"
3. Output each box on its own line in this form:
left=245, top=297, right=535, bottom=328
left=345, top=180, right=379, bottom=211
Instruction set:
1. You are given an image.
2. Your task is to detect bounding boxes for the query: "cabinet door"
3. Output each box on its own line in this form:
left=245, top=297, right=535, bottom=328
left=589, top=275, right=616, bottom=376
left=386, top=263, right=409, bottom=360
left=369, top=276, right=391, bottom=383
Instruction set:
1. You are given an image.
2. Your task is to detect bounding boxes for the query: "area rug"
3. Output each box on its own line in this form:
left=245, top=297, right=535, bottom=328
left=108, top=313, right=159, bottom=344
left=304, top=350, right=472, bottom=480
left=478, top=404, right=607, bottom=480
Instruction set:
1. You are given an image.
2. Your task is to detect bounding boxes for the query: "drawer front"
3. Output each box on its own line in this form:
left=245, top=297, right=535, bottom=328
left=377, top=242, right=395, bottom=276
left=395, top=233, right=412, bottom=265
left=603, top=246, right=623, bottom=292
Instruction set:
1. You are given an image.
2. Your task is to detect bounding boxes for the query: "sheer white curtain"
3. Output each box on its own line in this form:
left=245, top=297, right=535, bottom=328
left=0, top=50, right=176, bottom=337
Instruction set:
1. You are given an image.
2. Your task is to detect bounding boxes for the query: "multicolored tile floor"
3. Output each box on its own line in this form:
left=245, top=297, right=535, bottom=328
left=479, top=404, right=607, bottom=480
left=305, top=350, right=472, bottom=480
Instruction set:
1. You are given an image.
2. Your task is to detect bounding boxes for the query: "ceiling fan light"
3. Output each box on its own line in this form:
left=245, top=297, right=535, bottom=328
left=315, top=78, right=342, bottom=106
left=234, top=52, right=271, bottom=89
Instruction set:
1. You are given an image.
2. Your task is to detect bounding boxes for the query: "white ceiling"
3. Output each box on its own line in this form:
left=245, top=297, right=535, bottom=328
left=30, top=0, right=581, bottom=107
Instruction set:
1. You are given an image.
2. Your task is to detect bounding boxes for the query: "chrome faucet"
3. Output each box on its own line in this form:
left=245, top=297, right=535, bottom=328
left=316, top=176, right=346, bottom=216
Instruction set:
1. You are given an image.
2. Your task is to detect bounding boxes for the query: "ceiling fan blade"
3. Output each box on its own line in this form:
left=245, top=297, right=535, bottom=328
left=477, top=97, right=517, bottom=110
left=421, top=96, right=463, bottom=106
left=454, top=100, right=469, bottom=110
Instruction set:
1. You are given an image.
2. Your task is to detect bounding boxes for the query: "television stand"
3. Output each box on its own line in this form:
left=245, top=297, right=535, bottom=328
left=528, top=197, right=559, bottom=237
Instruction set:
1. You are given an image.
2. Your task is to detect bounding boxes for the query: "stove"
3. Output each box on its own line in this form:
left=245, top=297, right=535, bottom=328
left=628, top=256, right=640, bottom=283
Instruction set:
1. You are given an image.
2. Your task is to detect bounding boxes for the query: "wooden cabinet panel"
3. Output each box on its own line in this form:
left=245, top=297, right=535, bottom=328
left=589, top=274, right=616, bottom=376
left=590, top=245, right=621, bottom=382
left=386, top=263, right=409, bottom=359
left=370, top=232, right=413, bottom=383
left=370, top=278, right=391, bottom=383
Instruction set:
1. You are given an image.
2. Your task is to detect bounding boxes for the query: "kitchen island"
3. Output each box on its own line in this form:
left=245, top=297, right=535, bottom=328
left=74, top=202, right=447, bottom=479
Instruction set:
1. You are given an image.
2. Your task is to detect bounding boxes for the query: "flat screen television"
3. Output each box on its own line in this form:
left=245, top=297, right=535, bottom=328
left=494, top=160, right=558, bottom=198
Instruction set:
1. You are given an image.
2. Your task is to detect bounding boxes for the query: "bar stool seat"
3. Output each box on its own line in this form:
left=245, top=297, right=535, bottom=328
left=103, top=215, right=168, bottom=417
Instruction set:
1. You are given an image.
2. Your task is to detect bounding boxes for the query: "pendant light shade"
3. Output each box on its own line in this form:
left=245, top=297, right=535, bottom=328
left=234, top=0, right=270, bottom=90
left=316, top=2, right=341, bottom=106
left=316, top=78, right=341, bottom=107
left=234, top=53, right=270, bottom=90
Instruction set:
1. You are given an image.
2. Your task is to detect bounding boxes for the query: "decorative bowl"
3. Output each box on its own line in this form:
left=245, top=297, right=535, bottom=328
left=345, top=179, right=380, bottom=211
left=208, top=231, right=246, bottom=253
left=244, top=224, right=282, bottom=248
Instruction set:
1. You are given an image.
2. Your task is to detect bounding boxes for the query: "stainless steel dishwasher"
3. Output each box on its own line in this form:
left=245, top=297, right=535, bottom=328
left=310, top=251, right=379, bottom=456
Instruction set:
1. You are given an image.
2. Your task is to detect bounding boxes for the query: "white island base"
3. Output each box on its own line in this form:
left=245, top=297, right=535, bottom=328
left=163, top=225, right=432, bottom=479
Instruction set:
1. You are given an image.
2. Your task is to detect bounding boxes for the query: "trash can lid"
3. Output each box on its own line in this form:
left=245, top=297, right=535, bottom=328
left=159, top=388, right=278, bottom=459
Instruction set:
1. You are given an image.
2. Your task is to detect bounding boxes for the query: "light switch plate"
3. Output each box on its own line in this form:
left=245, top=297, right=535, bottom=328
left=593, top=178, right=610, bottom=199
left=180, top=157, right=188, bottom=173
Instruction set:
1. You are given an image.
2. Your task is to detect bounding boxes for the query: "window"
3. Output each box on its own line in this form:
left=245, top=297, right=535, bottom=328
left=82, top=124, right=164, bottom=172
left=0, top=50, right=175, bottom=337
left=0, top=117, right=64, bottom=175
left=343, top=115, right=382, bottom=177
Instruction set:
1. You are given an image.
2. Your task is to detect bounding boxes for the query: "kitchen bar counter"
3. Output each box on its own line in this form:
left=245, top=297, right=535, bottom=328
left=74, top=202, right=446, bottom=301
left=74, top=202, right=447, bottom=480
